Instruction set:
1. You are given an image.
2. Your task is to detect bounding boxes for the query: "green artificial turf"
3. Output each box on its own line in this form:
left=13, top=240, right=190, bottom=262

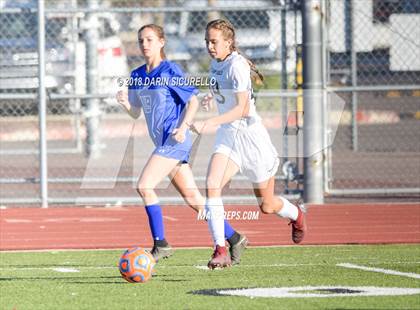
left=0, top=244, right=419, bottom=309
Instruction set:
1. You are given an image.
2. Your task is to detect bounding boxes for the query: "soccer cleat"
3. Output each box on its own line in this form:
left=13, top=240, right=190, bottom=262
left=207, top=245, right=232, bottom=269
left=229, top=234, right=248, bottom=265
left=151, top=244, right=174, bottom=262
left=289, top=202, right=307, bottom=244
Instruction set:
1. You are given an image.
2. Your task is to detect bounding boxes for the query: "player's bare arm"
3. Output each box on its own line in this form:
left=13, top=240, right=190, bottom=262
left=203, top=90, right=250, bottom=129
left=172, top=95, right=200, bottom=143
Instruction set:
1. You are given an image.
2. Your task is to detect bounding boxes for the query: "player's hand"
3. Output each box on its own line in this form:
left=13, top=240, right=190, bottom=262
left=201, top=93, right=214, bottom=112
left=172, top=127, right=187, bottom=143
left=116, top=89, right=129, bottom=109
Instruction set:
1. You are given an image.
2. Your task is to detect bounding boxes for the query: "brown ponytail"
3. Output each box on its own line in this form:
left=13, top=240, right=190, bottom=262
left=138, top=24, right=166, bottom=59
left=206, top=19, right=264, bottom=85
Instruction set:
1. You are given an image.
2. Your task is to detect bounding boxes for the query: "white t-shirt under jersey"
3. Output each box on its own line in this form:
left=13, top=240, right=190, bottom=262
left=209, top=51, right=261, bottom=129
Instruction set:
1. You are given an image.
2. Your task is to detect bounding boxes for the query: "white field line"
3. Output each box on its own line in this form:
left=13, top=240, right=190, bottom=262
left=52, top=268, right=80, bottom=273
left=337, top=263, right=420, bottom=279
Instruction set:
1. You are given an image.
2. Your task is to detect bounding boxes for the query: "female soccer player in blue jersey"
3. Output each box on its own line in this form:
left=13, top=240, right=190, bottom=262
left=116, top=24, right=246, bottom=263
left=198, top=19, right=307, bottom=269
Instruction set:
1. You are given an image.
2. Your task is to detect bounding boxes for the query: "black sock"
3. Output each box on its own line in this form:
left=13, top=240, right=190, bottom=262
left=227, top=232, right=240, bottom=246
left=154, top=239, right=168, bottom=247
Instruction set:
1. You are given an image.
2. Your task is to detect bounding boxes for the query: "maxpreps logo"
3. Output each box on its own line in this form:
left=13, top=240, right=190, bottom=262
left=197, top=210, right=260, bottom=221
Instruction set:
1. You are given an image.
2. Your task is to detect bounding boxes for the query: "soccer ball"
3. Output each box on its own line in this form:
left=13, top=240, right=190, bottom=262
left=118, top=247, right=156, bottom=283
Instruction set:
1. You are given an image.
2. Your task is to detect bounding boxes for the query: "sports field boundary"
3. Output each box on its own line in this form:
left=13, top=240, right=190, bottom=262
left=337, top=263, right=420, bottom=279
left=1, top=203, right=419, bottom=251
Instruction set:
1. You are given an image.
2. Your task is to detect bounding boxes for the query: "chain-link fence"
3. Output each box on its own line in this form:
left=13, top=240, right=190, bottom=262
left=2, top=0, right=418, bottom=206
left=1, top=0, right=304, bottom=205
left=324, top=0, right=420, bottom=194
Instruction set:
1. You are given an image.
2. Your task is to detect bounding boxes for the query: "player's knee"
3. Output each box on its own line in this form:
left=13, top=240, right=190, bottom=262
left=184, top=190, right=204, bottom=208
left=136, top=183, right=154, bottom=199
left=259, top=201, right=275, bottom=214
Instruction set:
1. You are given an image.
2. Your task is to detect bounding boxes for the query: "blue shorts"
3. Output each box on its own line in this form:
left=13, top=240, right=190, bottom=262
left=152, top=133, right=192, bottom=164
left=153, top=146, right=190, bottom=163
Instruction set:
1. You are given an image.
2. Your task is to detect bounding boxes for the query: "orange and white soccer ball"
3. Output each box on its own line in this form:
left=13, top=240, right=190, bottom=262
left=118, top=247, right=156, bottom=283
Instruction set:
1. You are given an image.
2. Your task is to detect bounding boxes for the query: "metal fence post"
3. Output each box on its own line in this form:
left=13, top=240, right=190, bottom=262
left=302, top=0, right=324, bottom=204
left=345, top=0, right=358, bottom=151
left=349, top=0, right=359, bottom=152
left=85, top=0, right=101, bottom=158
left=38, top=0, right=48, bottom=208
left=280, top=3, right=289, bottom=186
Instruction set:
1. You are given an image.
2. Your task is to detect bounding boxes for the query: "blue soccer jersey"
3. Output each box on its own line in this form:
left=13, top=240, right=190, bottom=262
left=128, top=61, right=198, bottom=161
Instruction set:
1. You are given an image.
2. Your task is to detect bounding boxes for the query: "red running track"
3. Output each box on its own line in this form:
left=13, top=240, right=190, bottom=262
left=0, top=203, right=419, bottom=251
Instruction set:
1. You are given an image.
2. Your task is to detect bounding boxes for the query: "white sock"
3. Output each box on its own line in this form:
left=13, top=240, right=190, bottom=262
left=205, top=197, right=225, bottom=247
left=277, top=196, right=299, bottom=221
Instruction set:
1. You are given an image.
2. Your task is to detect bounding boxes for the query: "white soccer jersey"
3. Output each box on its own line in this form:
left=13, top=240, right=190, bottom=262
left=209, top=51, right=261, bottom=129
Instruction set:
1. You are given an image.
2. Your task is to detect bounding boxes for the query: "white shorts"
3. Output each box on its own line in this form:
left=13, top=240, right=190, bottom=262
left=213, top=122, right=279, bottom=183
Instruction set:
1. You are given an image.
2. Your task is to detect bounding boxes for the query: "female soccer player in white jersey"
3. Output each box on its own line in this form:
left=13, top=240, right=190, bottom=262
left=200, top=19, right=307, bottom=269
left=116, top=24, right=246, bottom=263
